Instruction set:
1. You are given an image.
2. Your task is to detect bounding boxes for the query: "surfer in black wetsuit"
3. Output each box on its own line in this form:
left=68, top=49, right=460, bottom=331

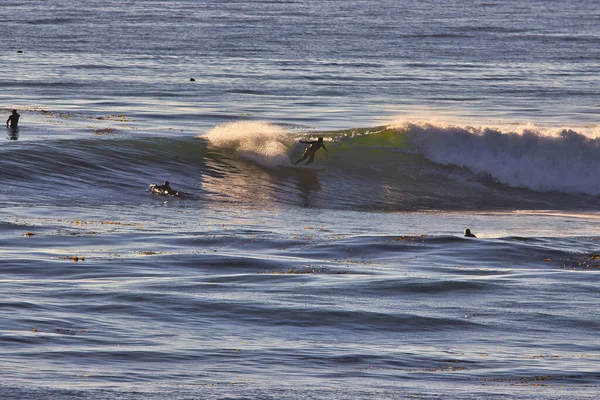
left=464, top=228, right=476, bottom=238
left=6, top=110, right=20, bottom=129
left=293, top=137, right=328, bottom=166
left=150, top=180, right=180, bottom=196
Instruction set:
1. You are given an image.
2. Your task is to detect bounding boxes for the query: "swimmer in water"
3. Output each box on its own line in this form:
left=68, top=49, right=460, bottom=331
left=464, top=228, right=477, bottom=238
left=293, top=137, right=328, bottom=166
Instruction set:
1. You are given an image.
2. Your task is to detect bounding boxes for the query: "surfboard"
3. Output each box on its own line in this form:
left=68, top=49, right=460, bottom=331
left=149, top=185, right=182, bottom=197
left=277, top=164, right=324, bottom=172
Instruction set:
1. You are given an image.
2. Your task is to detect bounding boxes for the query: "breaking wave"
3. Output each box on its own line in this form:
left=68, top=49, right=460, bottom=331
left=2, top=118, right=600, bottom=211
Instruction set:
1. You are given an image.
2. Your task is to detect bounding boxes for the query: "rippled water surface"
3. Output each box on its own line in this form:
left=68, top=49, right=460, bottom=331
left=1, top=1, right=599, bottom=399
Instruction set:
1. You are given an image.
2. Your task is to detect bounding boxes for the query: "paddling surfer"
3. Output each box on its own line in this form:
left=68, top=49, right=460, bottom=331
left=149, top=180, right=180, bottom=196
left=293, top=137, right=328, bottom=166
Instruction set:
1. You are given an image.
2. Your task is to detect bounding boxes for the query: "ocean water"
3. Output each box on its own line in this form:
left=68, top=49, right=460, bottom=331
left=1, top=1, right=599, bottom=399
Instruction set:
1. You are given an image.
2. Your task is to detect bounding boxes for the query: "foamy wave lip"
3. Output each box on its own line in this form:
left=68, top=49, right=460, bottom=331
left=202, top=121, right=292, bottom=167
left=389, top=118, right=600, bottom=196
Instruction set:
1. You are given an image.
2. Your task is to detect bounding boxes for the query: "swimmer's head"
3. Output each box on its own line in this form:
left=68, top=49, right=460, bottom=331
left=12, top=110, right=17, bottom=114
left=163, top=181, right=169, bottom=186
left=318, top=137, right=323, bottom=142
left=464, top=228, right=472, bottom=235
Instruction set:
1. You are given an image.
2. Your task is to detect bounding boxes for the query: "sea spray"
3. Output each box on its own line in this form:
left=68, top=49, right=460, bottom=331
left=203, top=121, right=294, bottom=168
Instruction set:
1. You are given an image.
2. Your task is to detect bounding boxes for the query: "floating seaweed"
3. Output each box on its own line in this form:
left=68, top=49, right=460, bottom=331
left=396, top=235, right=428, bottom=242
left=562, top=253, right=600, bottom=270
left=260, top=266, right=352, bottom=275
left=93, top=127, right=118, bottom=135
left=59, top=255, right=86, bottom=262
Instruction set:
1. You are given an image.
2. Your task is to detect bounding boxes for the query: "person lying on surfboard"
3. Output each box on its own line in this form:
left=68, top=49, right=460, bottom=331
left=293, top=137, right=328, bottom=166
left=149, top=180, right=181, bottom=197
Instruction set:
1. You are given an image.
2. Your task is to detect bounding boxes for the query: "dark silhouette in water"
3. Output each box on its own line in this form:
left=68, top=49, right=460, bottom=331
left=464, top=228, right=477, bottom=238
left=6, top=110, right=19, bottom=140
left=149, top=180, right=181, bottom=197
left=6, top=109, right=19, bottom=129
left=294, top=137, right=328, bottom=166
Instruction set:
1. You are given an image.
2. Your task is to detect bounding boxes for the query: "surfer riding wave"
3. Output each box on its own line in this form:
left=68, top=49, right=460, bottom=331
left=293, top=137, right=328, bottom=166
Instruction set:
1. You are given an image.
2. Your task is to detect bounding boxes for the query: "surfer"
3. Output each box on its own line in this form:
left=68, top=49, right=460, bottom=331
left=149, top=180, right=180, bottom=196
left=293, top=137, right=328, bottom=166
left=464, top=228, right=477, bottom=238
left=6, top=109, right=20, bottom=129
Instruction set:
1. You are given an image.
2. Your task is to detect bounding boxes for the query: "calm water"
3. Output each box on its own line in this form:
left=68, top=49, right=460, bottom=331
left=0, top=1, right=599, bottom=399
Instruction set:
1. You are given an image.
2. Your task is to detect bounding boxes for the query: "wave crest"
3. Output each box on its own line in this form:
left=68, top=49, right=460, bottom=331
left=203, top=121, right=292, bottom=167
left=389, top=120, right=600, bottom=195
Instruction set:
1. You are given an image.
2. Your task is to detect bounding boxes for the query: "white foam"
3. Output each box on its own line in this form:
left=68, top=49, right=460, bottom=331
left=391, top=119, right=600, bottom=196
left=203, top=121, right=292, bottom=168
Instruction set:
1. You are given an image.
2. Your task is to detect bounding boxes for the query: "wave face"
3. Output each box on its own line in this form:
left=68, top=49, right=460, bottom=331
left=199, top=120, right=600, bottom=211
left=2, top=120, right=600, bottom=212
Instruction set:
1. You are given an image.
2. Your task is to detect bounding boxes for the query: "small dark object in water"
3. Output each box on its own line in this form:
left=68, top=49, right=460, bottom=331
left=17, top=50, right=23, bottom=54
left=190, top=78, right=195, bottom=81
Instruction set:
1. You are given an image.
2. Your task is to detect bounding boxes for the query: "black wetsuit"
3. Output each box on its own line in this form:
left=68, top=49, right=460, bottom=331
left=294, top=140, right=328, bottom=165
left=6, top=112, right=19, bottom=129
left=151, top=182, right=180, bottom=196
